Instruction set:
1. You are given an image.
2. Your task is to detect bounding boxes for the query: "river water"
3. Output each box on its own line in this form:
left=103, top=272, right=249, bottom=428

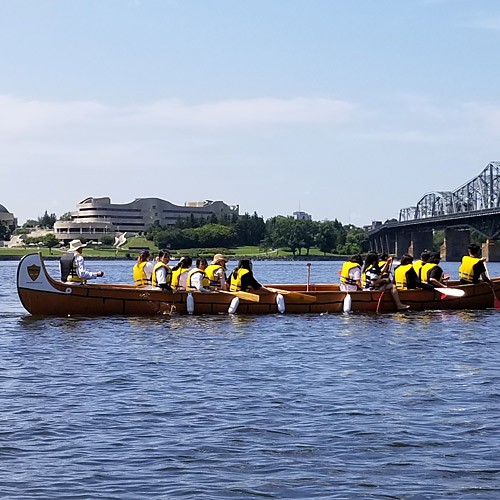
left=1, top=259, right=500, bottom=499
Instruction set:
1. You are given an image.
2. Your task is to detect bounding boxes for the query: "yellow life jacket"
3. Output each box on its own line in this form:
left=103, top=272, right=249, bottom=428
left=133, top=261, right=150, bottom=287
left=152, top=262, right=172, bottom=288
left=394, top=264, right=413, bottom=290
left=459, top=256, right=481, bottom=282
left=204, top=264, right=225, bottom=288
left=413, top=260, right=425, bottom=280
left=186, top=268, right=210, bottom=290
left=171, top=267, right=189, bottom=289
left=64, top=253, right=86, bottom=283
left=340, top=262, right=361, bottom=287
left=229, top=268, right=250, bottom=292
left=378, top=260, right=387, bottom=270
left=421, top=263, right=438, bottom=284
left=361, top=271, right=367, bottom=289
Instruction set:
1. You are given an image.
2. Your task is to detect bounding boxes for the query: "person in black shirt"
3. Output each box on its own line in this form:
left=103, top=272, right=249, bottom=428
left=459, top=243, right=493, bottom=286
left=228, top=259, right=262, bottom=292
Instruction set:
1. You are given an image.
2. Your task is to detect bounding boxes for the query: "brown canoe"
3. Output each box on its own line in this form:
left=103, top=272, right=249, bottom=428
left=17, top=253, right=500, bottom=316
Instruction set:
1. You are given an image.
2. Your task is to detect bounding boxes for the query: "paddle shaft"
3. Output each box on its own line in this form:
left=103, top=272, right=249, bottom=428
left=265, top=287, right=316, bottom=303
left=484, top=262, right=500, bottom=309
left=217, top=290, right=260, bottom=302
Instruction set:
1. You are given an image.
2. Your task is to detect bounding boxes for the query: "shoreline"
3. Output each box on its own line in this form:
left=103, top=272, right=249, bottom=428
left=0, top=254, right=346, bottom=262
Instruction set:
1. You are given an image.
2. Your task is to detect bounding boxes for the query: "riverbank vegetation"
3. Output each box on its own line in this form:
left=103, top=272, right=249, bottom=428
left=1, top=211, right=369, bottom=260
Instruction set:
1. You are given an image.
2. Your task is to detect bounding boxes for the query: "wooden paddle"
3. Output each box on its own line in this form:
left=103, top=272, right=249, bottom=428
left=376, top=257, right=394, bottom=312
left=217, top=290, right=260, bottom=302
left=265, top=287, right=316, bottom=303
left=483, top=262, right=500, bottom=310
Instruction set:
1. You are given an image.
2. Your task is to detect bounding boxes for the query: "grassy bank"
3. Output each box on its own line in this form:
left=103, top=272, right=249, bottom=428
left=0, top=237, right=345, bottom=261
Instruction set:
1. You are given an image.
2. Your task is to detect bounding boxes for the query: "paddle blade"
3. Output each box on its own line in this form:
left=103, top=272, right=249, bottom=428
left=494, top=295, right=500, bottom=310
left=435, top=288, right=465, bottom=298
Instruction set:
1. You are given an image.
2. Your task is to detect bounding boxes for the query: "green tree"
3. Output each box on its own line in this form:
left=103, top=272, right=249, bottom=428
left=194, top=224, right=237, bottom=247
left=23, top=219, right=38, bottom=229
left=59, top=211, right=73, bottom=221
left=0, top=221, right=11, bottom=241
left=337, top=226, right=369, bottom=255
left=297, top=219, right=317, bottom=255
left=38, top=211, right=57, bottom=229
left=42, top=233, right=59, bottom=254
left=315, top=221, right=338, bottom=254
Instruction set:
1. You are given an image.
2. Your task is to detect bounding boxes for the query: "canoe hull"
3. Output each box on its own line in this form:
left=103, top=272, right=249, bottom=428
left=17, top=253, right=500, bottom=316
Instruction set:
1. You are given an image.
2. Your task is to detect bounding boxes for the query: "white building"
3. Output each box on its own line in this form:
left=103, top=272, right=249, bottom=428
left=0, top=204, right=17, bottom=229
left=54, top=197, right=239, bottom=242
left=293, top=210, right=312, bottom=220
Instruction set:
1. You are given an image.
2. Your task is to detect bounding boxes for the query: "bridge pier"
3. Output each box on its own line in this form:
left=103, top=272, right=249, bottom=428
left=409, top=231, right=433, bottom=258
left=395, top=232, right=412, bottom=257
left=371, top=233, right=395, bottom=255
left=482, top=240, right=500, bottom=262
left=441, top=229, right=470, bottom=262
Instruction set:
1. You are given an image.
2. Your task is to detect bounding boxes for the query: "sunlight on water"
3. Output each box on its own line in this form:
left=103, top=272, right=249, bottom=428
left=1, top=259, right=500, bottom=498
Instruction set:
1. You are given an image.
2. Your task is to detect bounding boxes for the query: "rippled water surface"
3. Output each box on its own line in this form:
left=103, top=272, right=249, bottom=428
left=1, top=259, right=500, bottom=499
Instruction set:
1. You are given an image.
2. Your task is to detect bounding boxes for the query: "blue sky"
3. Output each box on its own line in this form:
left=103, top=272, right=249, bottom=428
left=1, top=0, right=500, bottom=225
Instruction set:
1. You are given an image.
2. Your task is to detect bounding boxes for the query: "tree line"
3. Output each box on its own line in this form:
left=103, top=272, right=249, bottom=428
left=3, top=209, right=370, bottom=255
left=147, top=213, right=369, bottom=255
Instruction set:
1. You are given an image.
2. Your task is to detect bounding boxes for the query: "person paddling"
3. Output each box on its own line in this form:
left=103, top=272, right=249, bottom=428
left=229, top=259, right=262, bottom=292
left=421, top=252, right=447, bottom=288
left=459, top=243, right=493, bottom=287
left=362, top=253, right=410, bottom=310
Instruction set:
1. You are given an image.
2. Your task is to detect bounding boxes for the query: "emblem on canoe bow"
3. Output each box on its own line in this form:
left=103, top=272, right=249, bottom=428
left=27, top=264, right=41, bottom=281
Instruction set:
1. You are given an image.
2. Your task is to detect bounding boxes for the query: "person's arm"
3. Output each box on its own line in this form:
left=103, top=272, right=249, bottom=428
left=191, top=272, right=210, bottom=292
left=215, top=267, right=227, bottom=290
left=144, top=262, right=154, bottom=280
left=352, top=268, right=362, bottom=290
left=156, top=267, right=173, bottom=291
left=476, top=260, right=494, bottom=287
left=428, top=267, right=445, bottom=288
left=75, top=255, right=102, bottom=280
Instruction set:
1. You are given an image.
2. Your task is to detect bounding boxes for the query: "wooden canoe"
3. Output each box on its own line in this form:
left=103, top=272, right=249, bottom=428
left=17, top=253, right=500, bottom=316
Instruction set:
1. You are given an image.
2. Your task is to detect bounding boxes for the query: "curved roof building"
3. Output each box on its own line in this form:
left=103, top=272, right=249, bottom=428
left=54, top=197, right=239, bottom=241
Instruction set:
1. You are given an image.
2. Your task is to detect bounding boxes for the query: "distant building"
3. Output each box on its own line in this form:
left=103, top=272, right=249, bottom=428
left=293, top=210, right=312, bottom=220
left=0, top=204, right=17, bottom=229
left=54, top=197, right=239, bottom=242
left=363, top=220, right=382, bottom=232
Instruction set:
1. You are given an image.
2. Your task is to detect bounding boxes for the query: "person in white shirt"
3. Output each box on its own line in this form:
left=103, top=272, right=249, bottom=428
left=187, top=258, right=211, bottom=292
left=60, top=239, right=104, bottom=284
left=339, top=254, right=362, bottom=292
left=152, top=250, right=172, bottom=290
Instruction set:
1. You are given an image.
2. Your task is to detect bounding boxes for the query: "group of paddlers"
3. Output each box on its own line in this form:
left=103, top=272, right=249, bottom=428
left=132, top=250, right=263, bottom=293
left=340, top=243, right=493, bottom=295
left=59, top=239, right=264, bottom=293
left=60, top=239, right=494, bottom=305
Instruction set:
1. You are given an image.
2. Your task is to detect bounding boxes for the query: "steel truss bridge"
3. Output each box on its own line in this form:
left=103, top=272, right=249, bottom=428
left=399, top=162, right=500, bottom=223
left=368, top=162, right=500, bottom=260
